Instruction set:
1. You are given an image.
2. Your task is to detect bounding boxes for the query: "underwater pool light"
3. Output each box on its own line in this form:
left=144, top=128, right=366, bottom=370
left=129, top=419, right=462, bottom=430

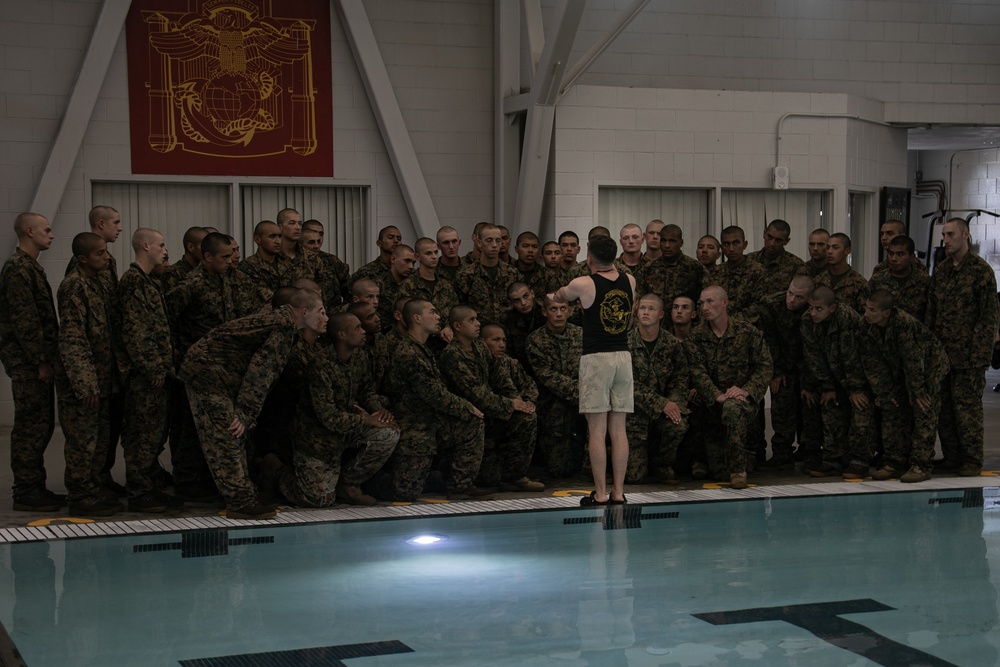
left=406, top=534, right=447, bottom=546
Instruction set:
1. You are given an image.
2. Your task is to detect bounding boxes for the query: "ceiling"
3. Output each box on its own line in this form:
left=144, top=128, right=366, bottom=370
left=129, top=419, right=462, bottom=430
left=906, top=125, right=1000, bottom=151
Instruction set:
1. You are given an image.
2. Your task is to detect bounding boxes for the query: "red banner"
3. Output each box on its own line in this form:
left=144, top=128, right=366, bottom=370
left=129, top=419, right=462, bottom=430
left=126, top=0, right=333, bottom=177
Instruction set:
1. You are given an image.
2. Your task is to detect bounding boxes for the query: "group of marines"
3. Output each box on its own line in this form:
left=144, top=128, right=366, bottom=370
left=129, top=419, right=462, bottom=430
left=0, top=207, right=995, bottom=518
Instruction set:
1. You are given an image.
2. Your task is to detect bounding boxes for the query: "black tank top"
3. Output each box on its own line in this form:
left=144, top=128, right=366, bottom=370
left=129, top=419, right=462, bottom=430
left=582, top=271, right=633, bottom=355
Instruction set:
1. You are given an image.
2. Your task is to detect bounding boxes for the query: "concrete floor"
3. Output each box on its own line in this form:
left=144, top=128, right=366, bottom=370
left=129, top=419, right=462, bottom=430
left=0, top=368, right=998, bottom=529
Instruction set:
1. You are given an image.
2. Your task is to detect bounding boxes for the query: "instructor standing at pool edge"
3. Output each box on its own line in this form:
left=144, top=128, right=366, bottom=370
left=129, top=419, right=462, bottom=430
left=549, top=235, right=636, bottom=505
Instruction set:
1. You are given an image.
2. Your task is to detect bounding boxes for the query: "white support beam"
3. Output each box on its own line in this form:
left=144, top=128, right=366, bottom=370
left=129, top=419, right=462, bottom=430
left=512, top=0, right=585, bottom=239
left=335, top=0, right=438, bottom=240
left=522, top=0, right=544, bottom=73
left=29, top=0, right=131, bottom=222
left=503, top=93, right=531, bottom=116
left=495, top=0, right=521, bottom=231
left=560, top=0, right=651, bottom=95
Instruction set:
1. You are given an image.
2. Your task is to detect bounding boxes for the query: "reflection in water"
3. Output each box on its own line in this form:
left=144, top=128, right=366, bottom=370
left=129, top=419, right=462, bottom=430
left=0, top=491, right=996, bottom=666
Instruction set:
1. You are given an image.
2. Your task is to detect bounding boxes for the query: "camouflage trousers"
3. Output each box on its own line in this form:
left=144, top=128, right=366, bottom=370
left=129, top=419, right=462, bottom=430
left=121, top=374, right=169, bottom=498
left=537, top=397, right=586, bottom=478
left=169, top=378, right=212, bottom=487
left=702, top=398, right=757, bottom=477
left=9, top=376, right=55, bottom=496
left=280, top=427, right=400, bottom=507
left=477, top=411, right=538, bottom=487
left=186, top=387, right=256, bottom=510
left=819, top=387, right=876, bottom=466
left=939, top=367, right=987, bottom=467
left=880, top=387, right=941, bottom=470
left=57, top=383, right=110, bottom=502
left=390, top=414, right=485, bottom=500
left=770, top=377, right=823, bottom=463
left=625, top=411, right=688, bottom=483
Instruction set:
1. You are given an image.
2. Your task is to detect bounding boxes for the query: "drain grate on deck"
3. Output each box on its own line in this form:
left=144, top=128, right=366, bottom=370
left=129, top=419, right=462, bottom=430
left=133, top=530, right=274, bottom=558
left=179, top=639, right=414, bottom=667
left=563, top=506, right=678, bottom=530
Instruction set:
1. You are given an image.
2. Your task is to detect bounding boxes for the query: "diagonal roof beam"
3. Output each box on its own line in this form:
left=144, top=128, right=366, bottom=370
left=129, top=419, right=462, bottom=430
left=511, top=1, right=585, bottom=239
left=30, top=0, right=132, bottom=222
left=521, top=0, right=544, bottom=73
left=336, top=0, right=438, bottom=239
left=560, top=0, right=652, bottom=96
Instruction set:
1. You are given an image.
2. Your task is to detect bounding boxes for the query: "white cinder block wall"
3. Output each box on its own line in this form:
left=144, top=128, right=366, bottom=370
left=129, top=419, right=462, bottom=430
left=548, top=85, right=908, bottom=263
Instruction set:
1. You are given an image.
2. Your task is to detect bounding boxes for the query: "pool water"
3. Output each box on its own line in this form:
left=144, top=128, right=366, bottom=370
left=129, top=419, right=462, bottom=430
left=1, top=489, right=998, bottom=666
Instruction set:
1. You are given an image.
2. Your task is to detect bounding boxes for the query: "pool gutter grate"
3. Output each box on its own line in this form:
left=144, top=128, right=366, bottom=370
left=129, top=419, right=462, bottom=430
left=178, top=639, right=414, bottom=667
left=133, top=531, right=275, bottom=558
left=563, top=507, right=679, bottom=530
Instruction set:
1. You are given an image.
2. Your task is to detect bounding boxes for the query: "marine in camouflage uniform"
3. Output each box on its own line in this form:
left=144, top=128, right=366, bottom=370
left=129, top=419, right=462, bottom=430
left=253, top=336, right=320, bottom=465
left=387, top=333, right=485, bottom=500
left=800, top=298, right=875, bottom=473
left=310, top=249, right=351, bottom=308
left=441, top=336, right=537, bottom=488
left=351, top=257, right=391, bottom=284
left=685, top=310, right=772, bottom=479
left=869, top=264, right=930, bottom=323
left=626, top=326, right=689, bottom=483
left=860, top=301, right=949, bottom=475
left=503, top=295, right=545, bottom=367
left=925, top=221, right=999, bottom=473
left=282, top=343, right=399, bottom=507
left=635, top=253, right=705, bottom=307
left=0, top=229, right=60, bottom=506
left=160, top=256, right=198, bottom=295
left=179, top=305, right=307, bottom=512
left=709, top=259, right=766, bottom=318
left=517, top=263, right=562, bottom=301
left=813, top=267, right=870, bottom=315
left=747, top=282, right=823, bottom=468
left=502, top=354, right=538, bottom=403
left=166, top=264, right=243, bottom=491
left=455, top=260, right=521, bottom=326
left=399, top=272, right=460, bottom=326
left=118, top=261, right=175, bottom=501
left=525, top=320, right=584, bottom=477
left=57, top=264, right=116, bottom=505
left=746, top=248, right=808, bottom=298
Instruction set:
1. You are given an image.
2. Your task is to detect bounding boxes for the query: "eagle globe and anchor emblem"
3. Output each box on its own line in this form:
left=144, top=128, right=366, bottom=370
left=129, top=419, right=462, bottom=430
left=143, top=0, right=318, bottom=157
left=599, top=289, right=631, bottom=335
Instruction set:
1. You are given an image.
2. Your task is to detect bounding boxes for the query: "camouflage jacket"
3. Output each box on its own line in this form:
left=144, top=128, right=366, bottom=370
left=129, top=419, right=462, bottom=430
left=926, top=252, right=999, bottom=369
left=118, top=263, right=173, bottom=381
left=292, top=346, right=386, bottom=456
left=440, top=339, right=518, bottom=420
left=350, top=257, right=390, bottom=285
left=868, top=267, right=931, bottom=322
left=455, top=261, right=521, bottom=326
left=800, top=306, right=868, bottom=393
left=804, top=259, right=827, bottom=279
left=0, top=248, right=59, bottom=379
left=363, top=331, right=391, bottom=393
left=516, top=263, right=562, bottom=299
left=435, top=261, right=463, bottom=285
left=635, top=253, right=705, bottom=304
left=502, top=355, right=538, bottom=402
left=685, top=317, right=772, bottom=404
left=746, top=249, right=808, bottom=297
left=166, top=266, right=240, bottom=356
left=859, top=308, right=949, bottom=408
left=310, top=249, right=350, bottom=307
left=814, top=267, right=870, bottom=315
left=374, top=271, right=406, bottom=334
left=57, top=268, right=116, bottom=399
left=503, top=304, right=545, bottom=366
left=747, top=290, right=807, bottom=379
left=708, top=259, right=767, bottom=316
left=159, top=257, right=198, bottom=295
left=179, top=305, right=300, bottom=431
left=628, top=327, right=689, bottom=417
left=399, top=272, right=460, bottom=321
left=387, top=334, right=476, bottom=424
left=525, top=323, right=582, bottom=404
left=66, top=253, right=118, bottom=296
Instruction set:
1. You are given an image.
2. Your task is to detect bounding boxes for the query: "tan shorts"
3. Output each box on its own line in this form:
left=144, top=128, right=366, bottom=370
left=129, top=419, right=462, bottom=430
left=579, top=351, right=634, bottom=414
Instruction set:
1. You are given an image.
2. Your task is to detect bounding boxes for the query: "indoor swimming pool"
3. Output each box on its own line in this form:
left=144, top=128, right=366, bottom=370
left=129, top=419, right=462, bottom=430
left=1, top=488, right=998, bottom=666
